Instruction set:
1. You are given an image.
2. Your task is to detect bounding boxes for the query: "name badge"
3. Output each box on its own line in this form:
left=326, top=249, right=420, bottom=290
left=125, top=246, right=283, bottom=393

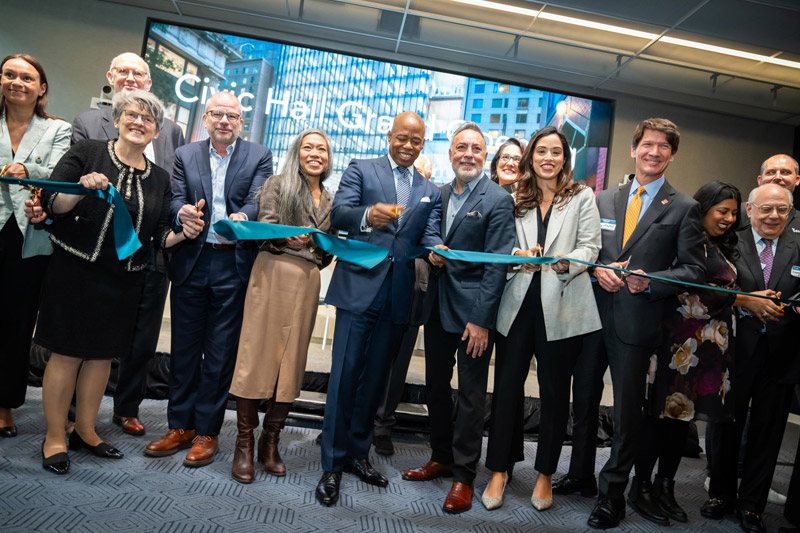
left=792, top=266, right=800, bottom=278
left=600, top=219, right=616, bottom=231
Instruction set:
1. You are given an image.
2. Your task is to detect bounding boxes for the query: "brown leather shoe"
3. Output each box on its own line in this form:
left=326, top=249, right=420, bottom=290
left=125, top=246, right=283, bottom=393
left=112, top=414, right=145, bottom=436
left=184, top=435, right=218, bottom=467
left=443, top=481, right=474, bottom=514
left=402, top=460, right=454, bottom=481
left=144, top=429, right=196, bottom=457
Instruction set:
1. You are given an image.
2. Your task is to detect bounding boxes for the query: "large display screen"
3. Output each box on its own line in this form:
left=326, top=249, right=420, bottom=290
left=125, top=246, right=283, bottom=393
left=142, top=20, right=614, bottom=192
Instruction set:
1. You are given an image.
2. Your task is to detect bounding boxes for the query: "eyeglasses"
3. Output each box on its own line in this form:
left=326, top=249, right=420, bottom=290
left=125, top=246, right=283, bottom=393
left=498, top=155, right=521, bottom=164
left=206, top=110, right=241, bottom=122
left=122, top=110, right=155, bottom=126
left=752, top=203, right=791, bottom=216
left=112, top=67, right=149, bottom=81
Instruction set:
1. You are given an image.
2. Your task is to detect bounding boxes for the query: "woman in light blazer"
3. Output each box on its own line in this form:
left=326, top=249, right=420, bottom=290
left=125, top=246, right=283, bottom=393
left=0, top=54, right=71, bottom=437
left=482, top=126, right=602, bottom=511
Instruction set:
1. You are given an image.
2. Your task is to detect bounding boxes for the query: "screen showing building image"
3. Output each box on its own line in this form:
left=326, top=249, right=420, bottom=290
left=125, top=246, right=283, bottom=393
left=143, top=20, right=614, bottom=193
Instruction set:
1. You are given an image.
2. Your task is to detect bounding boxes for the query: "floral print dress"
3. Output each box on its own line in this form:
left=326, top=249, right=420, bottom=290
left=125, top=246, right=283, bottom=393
left=645, top=240, right=737, bottom=423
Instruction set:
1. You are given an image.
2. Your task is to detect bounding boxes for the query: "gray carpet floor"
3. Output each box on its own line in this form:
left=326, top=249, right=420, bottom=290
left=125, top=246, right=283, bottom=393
left=0, top=387, right=795, bottom=532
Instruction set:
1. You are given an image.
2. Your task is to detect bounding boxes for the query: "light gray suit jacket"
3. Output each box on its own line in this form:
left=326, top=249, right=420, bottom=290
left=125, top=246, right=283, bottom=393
left=0, top=115, right=71, bottom=258
left=496, top=186, right=602, bottom=340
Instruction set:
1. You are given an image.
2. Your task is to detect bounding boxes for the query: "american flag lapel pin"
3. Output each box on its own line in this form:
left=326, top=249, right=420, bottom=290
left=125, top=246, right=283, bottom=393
left=661, top=199, right=668, bottom=205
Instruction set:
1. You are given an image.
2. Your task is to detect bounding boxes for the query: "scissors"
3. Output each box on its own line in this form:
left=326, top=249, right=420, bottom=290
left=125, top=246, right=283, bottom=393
left=618, top=255, right=632, bottom=280
left=195, top=191, right=200, bottom=214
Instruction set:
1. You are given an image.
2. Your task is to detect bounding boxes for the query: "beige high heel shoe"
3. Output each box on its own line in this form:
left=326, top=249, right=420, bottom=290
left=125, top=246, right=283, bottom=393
left=481, top=472, right=508, bottom=510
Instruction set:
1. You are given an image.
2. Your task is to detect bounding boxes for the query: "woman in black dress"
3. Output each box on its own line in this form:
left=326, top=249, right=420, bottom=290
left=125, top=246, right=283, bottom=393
left=27, top=90, right=202, bottom=475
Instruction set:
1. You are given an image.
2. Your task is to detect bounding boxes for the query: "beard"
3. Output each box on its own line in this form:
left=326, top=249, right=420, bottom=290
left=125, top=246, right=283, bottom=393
left=454, top=164, right=483, bottom=184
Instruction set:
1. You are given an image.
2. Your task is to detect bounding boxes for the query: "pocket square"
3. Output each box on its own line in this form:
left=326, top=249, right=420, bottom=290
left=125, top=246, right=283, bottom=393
left=420, top=196, right=431, bottom=203
left=466, top=210, right=482, bottom=218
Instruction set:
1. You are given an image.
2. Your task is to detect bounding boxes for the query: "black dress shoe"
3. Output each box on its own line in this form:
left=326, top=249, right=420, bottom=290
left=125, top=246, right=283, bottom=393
left=344, top=458, right=388, bottom=487
left=653, top=475, right=687, bottom=522
left=700, top=497, right=735, bottom=519
left=41, top=442, right=69, bottom=475
left=373, top=435, right=394, bottom=456
left=588, top=496, right=625, bottom=529
left=553, top=475, right=598, bottom=497
left=0, top=425, right=17, bottom=438
left=738, top=509, right=766, bottom=533
left=627, top=477, right=670, bottom=526
left=316, top=471, right=342, bottom=506
left=68, top=431, right=124, bottom=459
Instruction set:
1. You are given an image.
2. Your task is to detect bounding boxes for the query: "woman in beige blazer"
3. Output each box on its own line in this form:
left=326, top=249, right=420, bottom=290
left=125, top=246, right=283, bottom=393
left=483, top=126, right=602, bottom=511
left=0, top=54, right=71, bottom=438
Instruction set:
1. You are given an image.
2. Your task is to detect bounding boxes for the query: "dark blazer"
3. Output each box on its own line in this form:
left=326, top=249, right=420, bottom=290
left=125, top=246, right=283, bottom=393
left=72, top=106, right=186, bottom=175
left=424, top=175, right=516, bottom=334
left=325, top=155, right=442, bottom=324
left=594, top=179, right=706, bottom=347
left=168, top=138, right=273, bottom=286
left=734, top=227, right=800, bottom=384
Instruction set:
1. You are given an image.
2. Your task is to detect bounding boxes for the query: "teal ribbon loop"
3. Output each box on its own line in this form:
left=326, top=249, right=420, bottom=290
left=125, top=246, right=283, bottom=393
left=406, top=246, right=800, bottom=306
left=0, top=176, right=141, bottom=260
left=213, top=220, right=389, bottom=269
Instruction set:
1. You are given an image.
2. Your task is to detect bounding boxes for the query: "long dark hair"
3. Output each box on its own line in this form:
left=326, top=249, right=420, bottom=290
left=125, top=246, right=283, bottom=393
left=0, top=54, right=58, bottom=120
left=693, top=180, right=741, bottom=261
left=514, top=126, right=583, bottom=217
left=490, top=138, right=523, bottom=184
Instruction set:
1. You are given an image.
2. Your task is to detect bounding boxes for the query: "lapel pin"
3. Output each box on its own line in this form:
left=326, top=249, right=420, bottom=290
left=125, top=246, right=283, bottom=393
left=35, top=156, right=43, bottom=164
left=661, top=199, right=668, bottom=205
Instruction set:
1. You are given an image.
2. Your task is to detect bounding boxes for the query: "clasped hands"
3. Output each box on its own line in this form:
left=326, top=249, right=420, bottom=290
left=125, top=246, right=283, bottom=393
left=595, top=261, right=650, bottom=294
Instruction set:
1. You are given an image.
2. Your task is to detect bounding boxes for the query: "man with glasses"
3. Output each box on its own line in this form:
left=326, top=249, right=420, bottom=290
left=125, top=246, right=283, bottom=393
left=144, top=91, right=272, bottom=467
left=703, top=183, right=800, bottom=533
left=71, top=52, right=185, bottom=438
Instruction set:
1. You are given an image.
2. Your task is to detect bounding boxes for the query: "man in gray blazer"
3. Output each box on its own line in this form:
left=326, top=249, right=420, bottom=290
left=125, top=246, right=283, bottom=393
left=587, top=118, right=705, bottom=529
left=71, top=52, right=186, bottom=437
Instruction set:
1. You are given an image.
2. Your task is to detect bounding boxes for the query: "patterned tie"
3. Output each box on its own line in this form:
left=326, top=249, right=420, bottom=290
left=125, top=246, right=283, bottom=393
left=396, top=166, right=411, bottom=223
left=623, top=186, right=646, bottom=247
left=759, top=238, right=774, bottom=286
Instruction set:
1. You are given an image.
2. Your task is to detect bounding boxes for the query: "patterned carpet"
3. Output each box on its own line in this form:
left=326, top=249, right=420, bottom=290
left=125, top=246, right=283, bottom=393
left=0, top=387, right=795, bottom=532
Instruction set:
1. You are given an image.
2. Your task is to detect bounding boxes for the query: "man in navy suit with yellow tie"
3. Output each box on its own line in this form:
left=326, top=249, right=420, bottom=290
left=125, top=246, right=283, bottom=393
left=317, top=111, right=442, bottom=506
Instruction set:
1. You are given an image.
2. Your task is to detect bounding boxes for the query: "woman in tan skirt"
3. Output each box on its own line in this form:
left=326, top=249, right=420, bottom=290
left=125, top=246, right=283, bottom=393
left=229, top=128, right=335, bottom=483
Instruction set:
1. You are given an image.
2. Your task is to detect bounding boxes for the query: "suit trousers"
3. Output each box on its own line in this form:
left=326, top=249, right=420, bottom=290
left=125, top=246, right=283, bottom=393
left=567, top=329, right=607, bottom=480
left=784, top=419, right=800, bottom=526
left=707, top=334, right=793, bottom=514
left=374, top=324, right=419, bottom=438
left=167, top=247, right=247, bottom=436
left=424, top=300, right=493, bottom=485
left=113, top=251, right=169, bottom=417
left=486, top=274, right=582, bottom=475
left=320, top=273, right=407, bottom=472
left=598, top=316, right=652, bottom=499
left=0, top=217, right=49, bottom=409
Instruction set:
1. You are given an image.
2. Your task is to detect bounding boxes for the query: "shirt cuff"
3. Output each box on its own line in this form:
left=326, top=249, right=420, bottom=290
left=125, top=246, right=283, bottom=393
left=360, top=206, right=372, bottom=232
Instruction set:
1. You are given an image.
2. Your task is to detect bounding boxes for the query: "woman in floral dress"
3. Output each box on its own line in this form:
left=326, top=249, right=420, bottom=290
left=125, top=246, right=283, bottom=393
left=632, top=181, right=741, bottom=524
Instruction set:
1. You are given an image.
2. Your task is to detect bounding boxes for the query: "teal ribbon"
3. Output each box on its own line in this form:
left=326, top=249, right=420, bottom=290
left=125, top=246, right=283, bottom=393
left=0, top=176, right=141, bottom=260
left=407, top=246, right=800, bottom=306
left=213, top=220, right=389, bottom=269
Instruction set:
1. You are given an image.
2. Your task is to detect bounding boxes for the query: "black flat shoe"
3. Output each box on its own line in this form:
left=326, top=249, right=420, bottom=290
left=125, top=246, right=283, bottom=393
left=738, top=509, right=766, bottom=533
left=700, top=497, right=735, bottom=519
left=68, top=431, right=124, bottom=459
left=0, top=425, right=17, bottom=438
left=316, top=471, right=342, bottom=506
left=41, top=441, right=69, bottom=475
left=344, top=458, right=388, bottom=487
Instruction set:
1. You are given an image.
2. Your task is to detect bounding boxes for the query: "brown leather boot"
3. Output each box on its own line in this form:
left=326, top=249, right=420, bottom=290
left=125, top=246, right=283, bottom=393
left=257, top=401, right=291, bottom=476
left=231, top=398, right=260, bottom=484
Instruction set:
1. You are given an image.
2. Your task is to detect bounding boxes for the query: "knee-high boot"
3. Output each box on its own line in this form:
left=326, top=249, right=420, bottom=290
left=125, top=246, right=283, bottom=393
left=231, top=398, right=260, bottom=484
left=258, top=401, right=292, bottom=476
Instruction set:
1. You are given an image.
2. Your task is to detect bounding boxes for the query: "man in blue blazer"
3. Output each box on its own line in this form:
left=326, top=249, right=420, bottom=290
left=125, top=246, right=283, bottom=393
left=403, top=122, right=515, bottom=514
left=145, top=91, right=272, bottom=467
left=71, top=52, right=186, bottom=437
left=317, top=111, right=442, bottom=506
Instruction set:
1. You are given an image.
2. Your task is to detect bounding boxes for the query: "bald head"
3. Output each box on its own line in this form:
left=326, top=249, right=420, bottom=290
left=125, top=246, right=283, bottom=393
left=758, top=154, right=800, bottom=192
left=747, top=183, right=793, bottom=240
left=107, top=53, right=151, bottom=94
left=203, top=91, right=243, bottom=150
left=388, top=111, right=425, bottom=168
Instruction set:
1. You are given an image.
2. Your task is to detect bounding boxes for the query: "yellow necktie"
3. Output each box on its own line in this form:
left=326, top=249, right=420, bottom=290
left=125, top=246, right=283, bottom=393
left=623, top=186, right=645, bottom=247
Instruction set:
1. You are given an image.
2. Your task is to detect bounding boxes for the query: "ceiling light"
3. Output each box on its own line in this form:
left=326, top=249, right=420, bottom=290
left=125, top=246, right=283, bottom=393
left=449, top=0, right=800, bottom=70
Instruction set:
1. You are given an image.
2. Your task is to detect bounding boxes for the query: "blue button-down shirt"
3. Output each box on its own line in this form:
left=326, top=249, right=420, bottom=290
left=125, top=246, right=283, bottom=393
left=446, top=178, right=476, bottom=237
left=206, top=140, right=236, bottom=244
left=626, top=175, right=665, bottom=223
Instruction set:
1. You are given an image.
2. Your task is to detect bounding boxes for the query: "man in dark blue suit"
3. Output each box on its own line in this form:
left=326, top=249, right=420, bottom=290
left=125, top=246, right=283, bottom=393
left=317, top=111, right=442, bottom=506
left=403, top=122, right=515, bottom=514
left=145, top=91, right=272, bottom=467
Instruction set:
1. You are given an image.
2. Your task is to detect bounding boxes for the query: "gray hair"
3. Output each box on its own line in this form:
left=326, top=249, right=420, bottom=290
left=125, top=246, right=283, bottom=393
left=748, top=182, right=793, bottom=206
left=112, top=90, right=164, bottom=131
left=451, top=121, right=483, bottom=147
left=109, top=53, right=150, bottom=77
left=274, top=128, right=334, bottom=226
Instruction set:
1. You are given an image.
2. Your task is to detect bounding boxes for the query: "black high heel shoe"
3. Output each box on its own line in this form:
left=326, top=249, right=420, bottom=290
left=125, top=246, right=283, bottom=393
left=42, top=440, right=70, bottom=475
left=68, top=431, right=124, bottom=459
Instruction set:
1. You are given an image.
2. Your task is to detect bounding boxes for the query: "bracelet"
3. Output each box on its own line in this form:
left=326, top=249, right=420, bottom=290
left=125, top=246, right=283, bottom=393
left=365, top=206, right=374, bottom=228
left=0, top=163, right=8, bottom=177
left=20, top=164, right=29, bottom=178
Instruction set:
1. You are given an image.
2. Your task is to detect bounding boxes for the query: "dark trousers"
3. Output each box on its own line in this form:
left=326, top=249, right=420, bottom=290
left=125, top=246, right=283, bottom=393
left=424, top=301, right=493, bottom=485
left=485, top=275, right=582, bottom=475
left=320, top=274, right=406, bottom=472
left=374, top=324, right=419, bottom=438
left=0, top=217, right=49, bottom=409
left=634, top=415, right=690, bottom=481
left=113, top=252, right=169, bottom=417
left=707, top=334, right=793, bottom=514
left=784, top=422, right=800, bottom=526
left=598, top=320, right=652, bottom=499
left=167, top=247, right=247, bottom=436
left=567, top=329, right=607, bottom=480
